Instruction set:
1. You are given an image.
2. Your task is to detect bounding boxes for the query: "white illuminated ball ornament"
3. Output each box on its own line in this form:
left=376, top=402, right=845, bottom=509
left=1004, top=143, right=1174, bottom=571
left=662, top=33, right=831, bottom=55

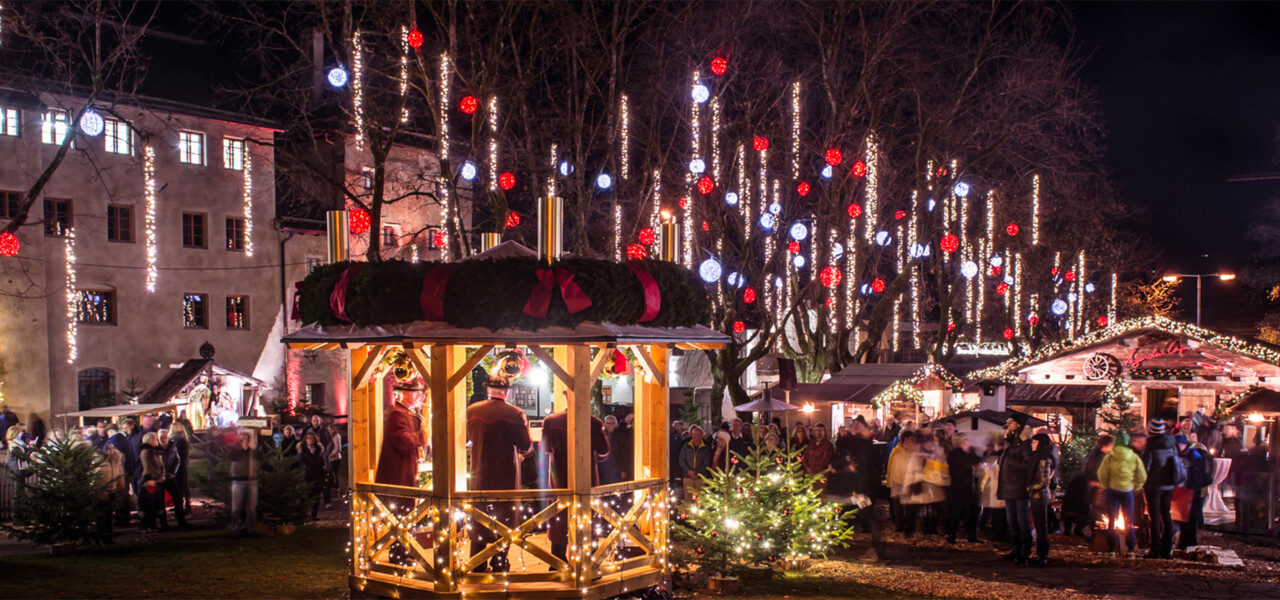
left=327, top=66, right=349, bottom=88
left=775, top=277, right=784, bottom=288
left=725, top=191, right=739, bottom=206
left=1004, top=275, right=1014, bottom=285
left=1068, top=292, right=1078, bottom=302
left=460, top=161, right=478, bottom=181
left=821, top=165, right=834, bottom=179
left=78, top=110, right=104, bottom=137
left=691, top=83, right=711, bottom=104
left=927, top=198, right=937, bottom=212
left=910, top=243, right=929, bottom=259
left=768, top=202, right=782, bottom=216
left=860, top=284, right=872, bottom=295
left=689, top=158, right=706, bottom=174
left=699, top=258, right=722, bottom=283
left=1085, top=282, right=1096, bottom=293
left=727, top=272, right=743, bottom=287
left=789, top=222, right=809, bottom=241
left=759, top=214, right=776, bottom=230
left=953, top=181, right=970, bottom=198
left=596, top=173, right=613, bottom=190
left=792, top=254, right=806, bottom=269
left=559, top=161, right=573, bottom=176
left=990, top=255, right=1004, bottom=267
left=875, top=231, right=891, bottom=246
left=961, top=261, right=979, bottom=279
left=1051, top=299, right=1068, bottom=316
left=832, top=242, right=844, bottom=259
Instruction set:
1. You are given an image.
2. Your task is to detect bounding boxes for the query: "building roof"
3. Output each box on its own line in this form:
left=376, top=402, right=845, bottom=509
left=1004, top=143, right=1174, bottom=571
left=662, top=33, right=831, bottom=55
left=283, top=321, right=729, bottom=348
left=1006, top=384, right=1105, bottom=408
left=1228, top=387, right=1280, bottom=415
left=948, top=409, right=1048, bottom=428
left=769, top=383, right=878, bottom=405
left=141, top=359, right=266, bottom=404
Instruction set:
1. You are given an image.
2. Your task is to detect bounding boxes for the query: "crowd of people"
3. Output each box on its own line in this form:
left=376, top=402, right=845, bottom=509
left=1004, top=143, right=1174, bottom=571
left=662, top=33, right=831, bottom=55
left=669, top=407, right=1229, bottom=567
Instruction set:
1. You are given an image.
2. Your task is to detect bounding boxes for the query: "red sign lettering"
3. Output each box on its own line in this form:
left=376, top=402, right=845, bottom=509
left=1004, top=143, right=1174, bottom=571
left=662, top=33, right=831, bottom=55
left=1124, top=341, right=1190, bottom=368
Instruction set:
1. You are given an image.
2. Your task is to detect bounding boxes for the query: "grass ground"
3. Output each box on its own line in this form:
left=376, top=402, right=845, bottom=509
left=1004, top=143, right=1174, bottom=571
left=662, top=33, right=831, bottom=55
left=724, top=573, right=924, bottom=599
left=0, top=526, right=349, bottom=599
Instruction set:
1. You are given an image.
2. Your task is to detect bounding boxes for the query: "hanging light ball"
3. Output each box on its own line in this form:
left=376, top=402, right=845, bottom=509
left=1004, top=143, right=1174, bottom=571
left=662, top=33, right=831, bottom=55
left=789, top=222, right=809, bottom=241
left=824, top=148, right=843, bottom=166
left=937, top=166, right=949, bottom=178
left=349, top=208, right=371, bottom=234
left=596, top=173, right=613, bottom=190
left=743, top=287, right=757, bottom=303
left=847, top=203, right=863, bottom=219
left=996, top=282, right=1009, bottom=296
left=820, top=266, right=843, bottom=288
left=559, top=161, right=573, bottom=176
left=678, top=197, right=687, bottom=209
left=990, top=265, right=1003, bottom=277
left=689, top=158, right=706, bottom=174
left=1065, top=271, right=1077, bottom=282
left=768, top=202, right=782, bottom=215
left=460, top=161, right=478, bottom=181
left=1003, top=328, right=1014, bottom=340
left=699, top=258, right=722, bottom=283
left=910, top=243, right=929, bottom=259
left=961, top=261, right=979, bottom=279
left=326, top=66, right=349, bottom=88
left=940, top=233, right=959, bottom=253
left=459, top=95, right=479, bottom=115
left=431, top=231, right=446, bottom=248
left=825, top=297, right=834, bottom=308
left=792, top=254, right=806, bottom=269
left=953, top=181, right=970, bottom=198
left=927, top=198, right=937, bottom=212
left=1068, top=292, right=1078, bottom=302
left=990, top=255, right=1004, bottom=267
left=871, top=278, right=886, bottom=293
left=626, top=243, right=647, bottom=260
left=698, top=176, right=715, bottom=195
left=1085, top=282, right=1096, bottom=293
left=1029, top=315, right=1040, bottom=326
left=1098, top=315, right=1109, bottom=327
left=504, top=212, right=521, bottom=229
left=0, top=232, right=19, bottom=257
left=875, top=231, right=891, bottom=246
left=498, top=172, right=516, bottom=190
left=787, top=241, right=801, bottom=254
left=733, top=321, right=746, bottom=334
left=408, top=28, right=424, bottom=49
left=851, top=161, right=868, bottom=178
left=638, top=227, right=657, bottom=245
left=759, top=214, right=776, bottom=230
left=691, top=83, right=711, bottom=104
left=894, top=210, right=906, bottom=220
left=753, top=136, right=769, bottom=152
left=1051, top=299, right=1069, bottom=316
left=831, top=242, right=844, bottom=259
left=1006, top=222, right=1019, bottom=236
left=79, top=109, right=104, bottom=136
left=821, top=165, right=834, bottom=179
left=710, top=56, right=728, bottom=76
left=796, top=182, right=811, bottom=197
left=701, top=220, right=709, bottom=232
left=725, top=191, right=739, bottom=206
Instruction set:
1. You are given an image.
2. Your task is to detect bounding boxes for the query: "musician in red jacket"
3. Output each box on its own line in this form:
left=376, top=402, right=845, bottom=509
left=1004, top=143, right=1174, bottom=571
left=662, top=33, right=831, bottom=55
left=373, top=381, right=426, bottom=565
left=466, top=353, right=532, bottom=572
left=541, top=408, right=610, bottom=562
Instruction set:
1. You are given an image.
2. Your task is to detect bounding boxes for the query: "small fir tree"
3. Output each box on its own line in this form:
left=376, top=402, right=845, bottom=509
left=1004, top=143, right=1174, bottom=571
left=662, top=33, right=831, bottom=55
left=3, top=432, right=112, bottom=547
left=1099, top=378, right=1142, bottom=437
left=257, top=446, right=311, bottom=526
left=675, top=444, right=855, bottom=577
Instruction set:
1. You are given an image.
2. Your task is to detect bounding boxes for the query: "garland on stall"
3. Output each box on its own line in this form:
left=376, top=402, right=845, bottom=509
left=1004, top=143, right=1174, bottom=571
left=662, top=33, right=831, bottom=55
left=1216, top=384, right=1263, bottom=419
left=297, top=257, right=710, bottom=330
left=1129, top=368, right=1196, bottom=380
left=869, top=364, right=963, bottom=409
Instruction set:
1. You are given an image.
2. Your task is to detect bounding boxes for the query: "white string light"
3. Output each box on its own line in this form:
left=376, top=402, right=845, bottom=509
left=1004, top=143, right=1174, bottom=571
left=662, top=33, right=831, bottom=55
left=352, top=31, right=365, bottom=150
left=548, top=144, right=558, bottom=199
left=737, top=143, right=750, bottom=233
left=1014, top=253, right=1023, bottom=336
left=789, top=81, right=800, bottom=181
left=1110, top=272, right=1118, bottom=323
left=650, top=168, right=661, bottom=230
left=711, top=98, right=722, bottom=184
left=613, top=204, right=622, bottom=262
left=1031, top=174, right=1041, bottom=246
left=864, top=132, right=879, bottom=244
left=910, top=191, right=920, bottom=349
left=399, top=26, right=409, bottom=123
left=144, top=145, right=158, bottom=292
left=488, top=96, right=499, bottom=192
left=242, top=145, right=253, bottom=256
left=65, top=229, right=77, bottom=364
left=619, top=94, right=630, bottom=181
left=437, top=52, right=451, bottom=261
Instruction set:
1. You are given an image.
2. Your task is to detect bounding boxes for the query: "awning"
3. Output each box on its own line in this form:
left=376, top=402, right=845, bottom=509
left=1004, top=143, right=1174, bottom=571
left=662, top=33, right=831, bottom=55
left=1229, top=387, right=1280, bottom=415
left=1006, top=384, right=1104, bottom=407
left=58, top=401, right=187, bottom=420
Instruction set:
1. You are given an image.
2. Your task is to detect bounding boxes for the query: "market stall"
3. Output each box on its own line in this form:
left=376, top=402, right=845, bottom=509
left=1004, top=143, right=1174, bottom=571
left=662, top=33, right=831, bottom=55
left=140, top=356, right=268, bottom=430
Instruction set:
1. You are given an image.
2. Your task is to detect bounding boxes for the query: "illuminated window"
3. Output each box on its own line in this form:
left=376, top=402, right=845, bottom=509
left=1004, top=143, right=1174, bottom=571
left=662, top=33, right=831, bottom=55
left=104, top=119, right=132, bottom=155
left=183, top=293, right=208, bottom=329
left=44, top=199, right=72, bottom=237
left=223, top=138, right=245, bottom=170
left=41, top=110, right=69, bottom=145
left=225, top=217, right=246, bottom=251
left=1, top=108, right=19, bottom=137
left=182, top=212, right=206, bottom=248
left=226, top=295, right=249, bottom=329
left=107, top=205, right=133, bottom=242
left=178, top=130, right=205, bottom=165
left=76, top=289, right=116, bottom=325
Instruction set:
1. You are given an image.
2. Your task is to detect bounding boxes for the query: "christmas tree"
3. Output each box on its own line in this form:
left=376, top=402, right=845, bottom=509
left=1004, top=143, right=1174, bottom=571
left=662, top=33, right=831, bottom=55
left=675, top=444, right=855, bottom=577
left=3, top=432, right=112, bottom=547
left=1099, top=377, right=1142, bottom=439
left=257, top=446, right=312, bottom=526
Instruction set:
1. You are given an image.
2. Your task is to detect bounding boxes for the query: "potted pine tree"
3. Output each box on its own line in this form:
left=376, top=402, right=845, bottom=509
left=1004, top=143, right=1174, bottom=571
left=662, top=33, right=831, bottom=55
left=2, top=432, right=113, bottom=554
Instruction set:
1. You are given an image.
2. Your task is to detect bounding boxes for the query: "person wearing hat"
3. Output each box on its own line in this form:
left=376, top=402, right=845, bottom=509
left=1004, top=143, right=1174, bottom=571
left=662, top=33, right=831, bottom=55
left=1142, top=417, right=1181, bottom=559
left=374, top=381, right=427, bottom=489
left=997, top=412, right=1035, bottom=564
left=466, top=352, right=533, bottom=572
left=541, top=404, right=610, bottom=562
left=1097, top=430, right=1146, bottom=557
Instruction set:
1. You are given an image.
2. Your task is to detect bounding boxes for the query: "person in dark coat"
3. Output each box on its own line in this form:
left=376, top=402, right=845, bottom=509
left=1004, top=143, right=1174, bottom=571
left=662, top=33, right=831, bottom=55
left=171, top=422, right=193, bottom=515
left=1027, top=433, right=1058, bottom=567
left=465, top=356, right=532, bottom=572
left=1142, top=417, right=1179, bottom=559
left=374, top=385, right=426, bottom=488
left=1176, top=434, right=1212, bottom=549
left=26, top=414, right=46, bottom=448
left=542, top=408, right=610, bottom=561
left=669, top=420, right=689, bottom=488
left=299, top=431, right=330, bottom=520
left=158, top=429, right=190, bottom=528
left=123, top=418, right=144, bottom=488
left=138, top=432, right=169, bottom=532
left=997, top=413, right=1034, bottom=564
left=946, top=433, right=982, bottom=544
left=728, top=418, right=754, bottom=460
left=598, top=415, right=624, bottom=484
left=847, top=419, right=890, bottom=561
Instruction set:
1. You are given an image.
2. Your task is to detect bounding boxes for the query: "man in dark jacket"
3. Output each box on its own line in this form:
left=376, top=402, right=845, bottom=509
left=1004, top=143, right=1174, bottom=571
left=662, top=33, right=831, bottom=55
left=1176, top=434, right=1212, bottom=549
left=669, top=420, right=689, bottom=489
left=1143, top=417, right=1179, bottom=559
left=465, top=359, right=532, bottom=572
left=228, top=430, right=259, bottom=536
left=159, top=430, right=190, bottom=528
left=123, top=418, right=144, bottom=486
left=946, top=433, right=982, bottom=544
left=542, top=408, right=610, bottom=561
left=847, top=419, right=889, bottom=561
left=997, top=413, right=1034, bottom=564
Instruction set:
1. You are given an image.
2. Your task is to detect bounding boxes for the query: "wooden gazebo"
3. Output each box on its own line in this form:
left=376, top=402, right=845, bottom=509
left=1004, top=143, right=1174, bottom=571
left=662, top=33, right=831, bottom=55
left=284, top=321, right=726, bottom=599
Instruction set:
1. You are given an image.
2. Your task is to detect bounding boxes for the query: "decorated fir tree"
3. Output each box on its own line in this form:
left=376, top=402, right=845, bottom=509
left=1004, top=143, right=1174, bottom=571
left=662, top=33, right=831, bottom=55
left=3, top=432, right=112, bottom=547
left=257, top=446, right=312, bottom=526
left=675, top=444, right=855, bottom=577
left=1100, top=377, right=1142, bottom=438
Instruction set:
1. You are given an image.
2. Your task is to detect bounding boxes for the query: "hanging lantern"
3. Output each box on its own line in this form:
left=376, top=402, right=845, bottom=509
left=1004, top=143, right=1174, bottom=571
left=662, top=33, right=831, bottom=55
left=796, top=182, right=811, bottom=197
left=498, top=172, right=516, bottom=190
left=871, top=278, right=886, bottom=293
left=459, top=95, right=479, bottom=115
left=698, top=176, right=714, bottom=195
left=1007, top=222, right=1019, bottom=236
left=626, top=243, right=647, bottom=260
left=847, top=203, right=863, bottom=219
left=940, top=233, right=959, bottom=253
left=851, top=161, right=868, bottom=178
left=824, top=148, right=842, bottom=166
left=710, top=56, right=728, bottom=76
left=820, top=266, right=842, bottom=288
left=408, top=29, right=424, bottom=49
left=753, top=136, right=769, bottom=152
left=743, top=287, right=756, bottom=304
left=638, top=227, right=657, bottom=245
left=349, top=208, right=371, bottom=234
left=504, top=212, right=521, bottom=229
left=0, top=232, right=19, bottom=257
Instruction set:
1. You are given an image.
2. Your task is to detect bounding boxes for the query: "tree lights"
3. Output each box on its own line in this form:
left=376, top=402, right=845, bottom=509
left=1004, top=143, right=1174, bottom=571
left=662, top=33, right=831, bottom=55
left=143, top=145, right=158, bottom=292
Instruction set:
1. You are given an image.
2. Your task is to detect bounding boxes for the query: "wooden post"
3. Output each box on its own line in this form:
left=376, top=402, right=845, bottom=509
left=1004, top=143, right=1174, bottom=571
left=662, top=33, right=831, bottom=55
left=349, top=346, right=373, bottom=481
left=566, top=344, right=594, bottom=586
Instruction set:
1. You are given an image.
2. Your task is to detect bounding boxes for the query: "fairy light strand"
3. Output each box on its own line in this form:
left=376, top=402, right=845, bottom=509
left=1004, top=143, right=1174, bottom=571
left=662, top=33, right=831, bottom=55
left=65, top=229, right=77, bottom=364
left=650, top=168, right=661, bottom=230
left=242, top=145, right=253, bottom=256
left=488, top=96, right=499, bottom=192
left=1031, top=174, right=1041, bottom=246
left=437, top=53, right=451, bottom=261
left=548, top=144, right=558, bottom=199
left=789, top=81, right=800, bottom=180
left=352, top=31, right=365, bottom=150
left=619, top=94, right=630, bottom=181
left=398, top=26, right=409, bottom=123
left=711, top=98, right=722, bottom=184
left=1110, top=272, right=1118, bottom=324
left=864, top=133, right=879, bottom=244
left=144, top=145, right=158, bottom=292
left=613, top=204, right=623, bottom=262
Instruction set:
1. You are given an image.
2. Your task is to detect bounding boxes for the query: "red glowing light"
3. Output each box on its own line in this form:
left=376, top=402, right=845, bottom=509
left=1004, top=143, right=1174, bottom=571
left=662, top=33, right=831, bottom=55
left=459, top=96, right=479, bottom=115
left=847, top=203, right=863, bottom=219
left=753, top=136, right=769, bottom=152
left=1003, top=328, right=1014, bottom=340
left=894, top=210, right=906, bottom=221
left=996, top=282, right=1009, bottom=295
left=432, top=231, right=446, bottom=248
left=787, top=241, right=801, bottom=254
left=851, top=161, right=867, bottom=178
left=678, top=197, right=687, bottom=209
left=796, top=182, right=810, bottom=197
left=733, top=321, right=746, bottom=334
left=0, top=232, right=18, bottom=257
left=1006, top=223, right=1019, bottom=236
left=948, top=323, right=956, bottom=332
left=638, top=228, right=657, bottom=245
left=408, top=29, right=424, bottom=50
left=1029, top=315, right=1040, bottom=326
left=940, top=233, right=959, bottom=253
left=820, top=266, right=843, bottom=289
left=698, top=176, right=714, bottom=195
left=1050, top=267, right=1060, bottom=277
left=498, top=172, right=516, bottom=190
left=349, top=208, right=371, bottom=234
left=936, top=167, right=948, bottom=178
left=825, top=297, right=834, bottom=308
left=701, top=220, right=710, bottom=232
left=824, top=148, right=842, bottom=166
left=1098, top=316, right=1109, bottom=327
left=504, top=211, right=520, bottom=229
left=1065, top=271, right=1076, bottom=282
left=626, top=244, right=647, bottom=260
left=871, top=278, right=885, bottom=293
left=710, top=56, right=728, bottom=76
left=743, top=288, right=756, bottom=304
left=990, top=265, right=1003, bottom=277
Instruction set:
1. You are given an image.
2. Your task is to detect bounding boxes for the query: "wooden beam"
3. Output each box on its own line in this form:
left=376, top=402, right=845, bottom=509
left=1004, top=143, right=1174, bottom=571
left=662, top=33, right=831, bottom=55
left=448, top=345, right=494, bottom=393
left=631, top=345, right=667, bottom=388
left=352, top=346, right=389, bottom=389
left=528, top=344, right=573, bottom=388
left=589, top=344, right=614, bottom=383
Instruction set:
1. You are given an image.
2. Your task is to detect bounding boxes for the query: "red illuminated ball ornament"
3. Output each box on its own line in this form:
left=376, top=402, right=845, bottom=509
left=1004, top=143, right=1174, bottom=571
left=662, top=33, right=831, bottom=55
left=349, top=208, right=371, bottom=234
left=996, top=282, right=1009, bottom=295
left=824, top=148, right=842, bottom=166
left=743, top=288, right=757, bottom=304
left=1029, top=315, right=1040, bottom=326
left=1098, top=316, right=1109, bottom=327
left=871, top=278, right=886, bottom=293
left=820, top=266, right=843, bottom=288
left=701, top=221, right=709, bottom=232
left=1050, top=267, right=1060, bottom=277
left=498, top=172, right=516, bottom=190
left=947, top=323, right=956, bottom=331
left=847, top=203, right=863, bottom=219
left=787, top=241, right=801, bottom=254
left=752, top=136, right=769, bottom=152
left=1065, top=271, right=1076, bottom=282
left=626, top=244, right=647, bottom=260
left=894, top=210, right=906, bottom=221
left=432, top=231, right=447, bottom=248
left=796, top=182, right=811, bottom=197
left=1006, top=222, right=1019, bottom=236
left=940, top=233, right=959, bottom=253
left=825, top=297, right=834, bottom=308
left=407, top=29, right=424, bottom=50
left=1003, top=328, right=1014, bottom=340
left=459, top=95, right=479, bottom=115
left=936, top=166, right=948, bottom=178
left=710, top=56, right=728, bottom=76
left=504, top=211, right=521, bottom=229
left=851, top=161, right=868, bottom=178
left=990, top=265, right=1002, bottom=277
left=698, top=176, right=715, bottom=195
left=0, top=232, right=18, bottom=257
left=733, top=321, right=746, bottom=334
left=638, top=227, right=657, bottom=245
left=678, top=197, right=687, bottom=209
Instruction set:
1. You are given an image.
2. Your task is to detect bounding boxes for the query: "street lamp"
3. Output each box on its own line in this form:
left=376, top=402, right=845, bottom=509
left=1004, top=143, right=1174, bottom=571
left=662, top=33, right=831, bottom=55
left=1161, top=272, right=1235, bottom=327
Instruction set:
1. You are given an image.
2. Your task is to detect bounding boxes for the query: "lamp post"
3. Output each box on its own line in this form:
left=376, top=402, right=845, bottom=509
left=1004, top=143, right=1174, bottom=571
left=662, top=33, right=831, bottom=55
left=1161, top=272, right=1235, bottom=327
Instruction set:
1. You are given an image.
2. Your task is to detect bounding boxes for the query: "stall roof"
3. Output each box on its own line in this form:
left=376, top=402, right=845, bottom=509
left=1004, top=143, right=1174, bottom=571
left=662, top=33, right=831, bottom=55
left=59, top=400, right=186, bottom=420
left=948, top=408, right=1048, bottom=428
left=824, top=363, right=936, bottom=386
left=769, top=384, right=877, bottom=405
left=1228, top=387, right=1280, bottom=414
left=141, top=359, right=267, bottom=404
left=1006, top=384, right=1105, bottom=408
left=282, top=321, right=729, bottom=348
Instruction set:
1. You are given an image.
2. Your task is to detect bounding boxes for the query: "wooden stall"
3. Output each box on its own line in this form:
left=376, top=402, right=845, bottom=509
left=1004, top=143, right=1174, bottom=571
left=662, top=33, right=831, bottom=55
left=284, top=322, right=726, bottom=599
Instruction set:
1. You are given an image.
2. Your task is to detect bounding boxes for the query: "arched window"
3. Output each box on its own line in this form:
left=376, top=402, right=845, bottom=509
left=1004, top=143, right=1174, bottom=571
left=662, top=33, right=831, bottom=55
left=78, top=368, right=116, bottom=411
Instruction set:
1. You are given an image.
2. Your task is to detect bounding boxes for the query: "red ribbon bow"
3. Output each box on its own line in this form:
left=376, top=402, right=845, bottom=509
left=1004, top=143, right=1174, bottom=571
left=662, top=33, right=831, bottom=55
left=329, top=263, right=365, bottom=323
left=419, top=264, right=455, bottom=322
left=628, top=264, right=662, bottom=322
left=522, top=267, right=593, bottom=319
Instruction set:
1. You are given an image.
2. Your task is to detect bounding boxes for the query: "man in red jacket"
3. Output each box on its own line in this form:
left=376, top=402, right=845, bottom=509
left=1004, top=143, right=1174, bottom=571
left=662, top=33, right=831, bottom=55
left=374, top=382, right=426, bottom=566
left=541, top=408, right=610, bottom=562
left=466, top=353, right=533, bottom=572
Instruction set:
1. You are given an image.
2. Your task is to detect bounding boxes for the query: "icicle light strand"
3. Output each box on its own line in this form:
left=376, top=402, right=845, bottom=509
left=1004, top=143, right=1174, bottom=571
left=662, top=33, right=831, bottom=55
left=437, top=53, right=451, bottom=261
left=65, top=229, right=77, bottom=364
left=242, top=146, right=253, bottom=256
left=352, top=31, right=365, bottom=150
left=620, top=94, right=630, bottom=181
left=144, top=145, right=158, bottom=292
left=488, top=96, right=499, bottom=192
left=789, top=81, right=800, bottom=180
left=1031, top=174, right=1041, bottom=246
left=399, top=26, right=409, bottom=122
left=864, top=133, right=879, bottom=243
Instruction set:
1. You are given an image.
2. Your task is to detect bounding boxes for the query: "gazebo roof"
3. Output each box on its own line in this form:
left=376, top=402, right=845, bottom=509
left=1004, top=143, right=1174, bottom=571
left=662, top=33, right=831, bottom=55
left=283, top=320, right=729, bottom=349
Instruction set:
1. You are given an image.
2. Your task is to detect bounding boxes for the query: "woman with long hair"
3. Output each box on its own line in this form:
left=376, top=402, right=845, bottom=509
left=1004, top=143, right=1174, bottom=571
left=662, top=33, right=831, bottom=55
left=138, top=431, right=169, bottom=533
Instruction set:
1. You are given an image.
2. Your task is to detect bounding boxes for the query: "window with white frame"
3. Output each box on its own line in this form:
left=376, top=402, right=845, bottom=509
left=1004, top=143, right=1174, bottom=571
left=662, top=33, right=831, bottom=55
left=41, top=110, right=70, bottom=145
left=1, top=108, right=18, bottom=137
left=223, top=138, right=245, bottom=170
left=178, top=131, right=205, bottom=165
left=104, top=119, right=132, bottom=155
